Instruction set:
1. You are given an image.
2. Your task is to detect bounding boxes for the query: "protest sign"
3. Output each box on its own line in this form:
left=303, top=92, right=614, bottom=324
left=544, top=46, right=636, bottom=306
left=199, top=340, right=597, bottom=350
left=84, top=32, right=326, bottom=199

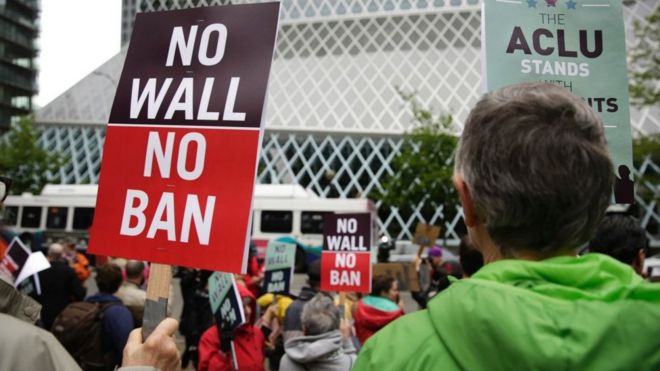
left=482, top=0, right=633, bottom=203
left=0, top=237, right=50, bottom=287
left=413, top=223, right=441, bottom=247
left=372, top=262, right=420, bottom=292
left=209, top=272, right=245, bottom=332
left=321, top=213, right=372, bottom=293
left=263, top=240, right=295, bottom=294
left=89, top=3, right=281, bottom=272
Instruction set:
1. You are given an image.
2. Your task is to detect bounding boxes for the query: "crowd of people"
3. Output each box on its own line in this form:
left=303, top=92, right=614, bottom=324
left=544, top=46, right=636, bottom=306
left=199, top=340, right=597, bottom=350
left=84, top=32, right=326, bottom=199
left=1, top=82, right=659, bottom=370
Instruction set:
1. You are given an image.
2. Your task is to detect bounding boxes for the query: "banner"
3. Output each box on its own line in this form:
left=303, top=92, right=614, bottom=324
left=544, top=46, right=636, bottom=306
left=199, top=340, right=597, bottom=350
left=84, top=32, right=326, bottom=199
left=209, top=272, right=245, bottom=333
left=321, top=213, right=372, bottom=293
left=262, top=240, right=295, bottom=294
left=0, top=237, right=50, bottom=287
left=482, top=0, right=633, bottom=203
left=89, top=3, right=281, bottom=272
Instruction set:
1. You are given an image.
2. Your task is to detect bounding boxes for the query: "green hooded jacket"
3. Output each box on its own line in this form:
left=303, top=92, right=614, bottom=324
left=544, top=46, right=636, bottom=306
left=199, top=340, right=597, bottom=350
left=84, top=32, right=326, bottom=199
left=354, top=254, right=660, bottom=370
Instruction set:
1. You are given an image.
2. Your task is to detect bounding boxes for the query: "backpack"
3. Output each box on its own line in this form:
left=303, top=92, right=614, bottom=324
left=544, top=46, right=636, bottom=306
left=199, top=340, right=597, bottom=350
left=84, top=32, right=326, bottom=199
left=51, top=301, right=119, bottom=371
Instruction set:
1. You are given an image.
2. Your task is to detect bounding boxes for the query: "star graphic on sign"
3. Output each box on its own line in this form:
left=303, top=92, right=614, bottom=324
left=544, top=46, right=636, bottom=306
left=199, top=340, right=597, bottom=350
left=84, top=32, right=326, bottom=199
left=546, top=0, right=557, bottom=6
left=566, top=0, right=577, bottom=9
left=527, top=0, right=537, bottom=7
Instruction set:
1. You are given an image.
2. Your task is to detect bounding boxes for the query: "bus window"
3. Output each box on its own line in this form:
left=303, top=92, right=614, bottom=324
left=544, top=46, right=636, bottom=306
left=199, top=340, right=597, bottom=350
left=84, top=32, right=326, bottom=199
left=260, top=210, right=293, bottom=233
left=301, top=211, right=331, bottom=234
left=1, top=206, right=18, bottom=226
left=21, top=207, right=42, bottom=228
left=73, top=207, right=94, bottom=230
left=46, top=207, right=68, bottom=229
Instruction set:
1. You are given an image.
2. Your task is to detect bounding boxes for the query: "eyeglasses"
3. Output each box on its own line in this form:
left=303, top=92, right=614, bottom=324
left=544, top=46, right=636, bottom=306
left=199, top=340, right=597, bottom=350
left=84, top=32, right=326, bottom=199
left=0, top=177, right=12, bottom=203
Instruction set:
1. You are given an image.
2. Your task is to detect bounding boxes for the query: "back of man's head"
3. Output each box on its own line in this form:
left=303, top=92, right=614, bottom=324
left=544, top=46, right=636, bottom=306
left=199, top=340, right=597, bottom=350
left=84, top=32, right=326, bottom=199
left=455, top=82, right=613, bottom=256
left=125, top=260, right=145, bottom=281
left=301, top=293, right=340, bottom=336
left=589, top=214, right=648, bottom=270
left=307, top=260, right=321, bottom=289
left=96, top=263, right=123, bottom=294
left=47, top=243, right=64, bottom=261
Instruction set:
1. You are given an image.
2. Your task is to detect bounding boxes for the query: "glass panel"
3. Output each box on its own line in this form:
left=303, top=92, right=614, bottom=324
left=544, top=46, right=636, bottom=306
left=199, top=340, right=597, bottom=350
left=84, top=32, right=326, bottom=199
left=260, top=210, right=293, bottom=233
left=20, top=206, right=41, bottom=228
left=72, top=207, right=94, bottom=230
left=2, top=206, right=18, bottom=226
left=301, top=211, right=331, bottom=234
left=46, top=207, right=68, bottom=229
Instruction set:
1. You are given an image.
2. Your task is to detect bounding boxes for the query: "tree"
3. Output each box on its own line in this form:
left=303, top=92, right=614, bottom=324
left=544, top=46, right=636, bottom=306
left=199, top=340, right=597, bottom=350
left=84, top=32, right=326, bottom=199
left=628, top=7, right=659, bottom=107
left=0, top=117, right=68, bottom=194
left=371, top=89, right=459, bottom=238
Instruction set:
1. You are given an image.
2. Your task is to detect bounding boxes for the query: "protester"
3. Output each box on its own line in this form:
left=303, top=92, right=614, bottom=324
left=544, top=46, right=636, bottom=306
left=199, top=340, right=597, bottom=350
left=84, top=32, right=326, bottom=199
left=198, top=282, right=265, bottom=371
left=283, top=259, right=322, bottom=342
left=257, top=292, right=293, bottom=370
left=0, top=277, right=81, bottom=370
left=179, top=268, right=214, bottom=369
left=116, top=260, right=147, bottom=326
left=280, top=294, right=357, bottom=371
left=458, top=234, right=484, bottom=277
left=63, top=237, right=91, bottom=282
left=411, top=245, right=445, bottom=308
left=85, top=263, right=134, bottom=368
left=353, top=275, right=404, bottom=345
left=353, top=83, right=660, bottom=370
left=0, top=175, right=178, bottom=371
left=33, top=243, right=86, bottom=329
left=589, top=214, right=649, bottom=276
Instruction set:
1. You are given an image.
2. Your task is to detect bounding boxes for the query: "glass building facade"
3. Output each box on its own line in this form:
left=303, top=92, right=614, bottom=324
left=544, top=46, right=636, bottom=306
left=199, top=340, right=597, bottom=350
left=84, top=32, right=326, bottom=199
left=0, top=0, right=39, bottom=131
left=34, top=0, right=660, bottom=245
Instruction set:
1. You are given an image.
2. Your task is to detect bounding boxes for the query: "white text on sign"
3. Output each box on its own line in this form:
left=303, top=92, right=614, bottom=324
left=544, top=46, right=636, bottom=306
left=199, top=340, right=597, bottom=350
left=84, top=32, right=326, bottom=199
left=330, top=253, right=361, bottom=286
left=325, top=217, right=367, bottom=251
left=119, top=131, right=216, bottom=245
left=129, top=24, right=245, bottom=122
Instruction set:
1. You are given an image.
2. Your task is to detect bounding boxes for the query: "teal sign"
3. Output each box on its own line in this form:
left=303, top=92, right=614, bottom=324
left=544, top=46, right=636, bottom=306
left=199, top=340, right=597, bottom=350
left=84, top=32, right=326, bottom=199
left=483, top=0, right=634, bottom=203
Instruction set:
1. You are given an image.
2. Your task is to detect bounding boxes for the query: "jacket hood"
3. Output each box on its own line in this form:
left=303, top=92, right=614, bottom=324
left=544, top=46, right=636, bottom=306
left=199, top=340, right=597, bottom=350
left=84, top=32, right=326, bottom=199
left=426, top=253, right=660, bottom=370
left=355, top=297, right=403, bottom=331
left=284, top=329, right=344, bottom=363
left=235, top=281, right=257, bottom=324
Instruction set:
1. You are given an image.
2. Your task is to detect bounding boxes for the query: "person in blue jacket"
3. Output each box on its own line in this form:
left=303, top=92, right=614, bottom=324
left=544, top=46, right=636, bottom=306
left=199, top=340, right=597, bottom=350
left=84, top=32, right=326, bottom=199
left=86, top=263, right=134, bottom=367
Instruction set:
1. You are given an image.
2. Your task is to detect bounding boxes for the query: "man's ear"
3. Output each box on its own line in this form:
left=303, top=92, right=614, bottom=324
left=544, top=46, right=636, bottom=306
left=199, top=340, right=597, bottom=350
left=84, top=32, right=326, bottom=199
left=453, top=174, right=479, bottom=227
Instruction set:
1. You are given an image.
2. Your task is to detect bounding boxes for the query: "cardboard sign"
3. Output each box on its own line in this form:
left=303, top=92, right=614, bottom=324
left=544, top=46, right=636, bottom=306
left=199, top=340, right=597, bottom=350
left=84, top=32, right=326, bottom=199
left=262, top=241, right=295, bottom=294
left=413, top=223, right=441, bottom=247
left=89, top=3, right=281, bottom=272
left=321, top=213, right=372, bottom=293
left=209, top=272, right=245, bottom=333
left=0, top=237, right=50, bottom=287
left=482, top=0, right=633, bottom=203
left=372, top=262, right=421, bottom=292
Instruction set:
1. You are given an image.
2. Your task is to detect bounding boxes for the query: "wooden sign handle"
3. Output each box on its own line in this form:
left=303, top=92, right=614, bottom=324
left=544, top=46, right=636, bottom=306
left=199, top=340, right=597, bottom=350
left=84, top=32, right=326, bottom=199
left=142, top=263, right=172, bottom=339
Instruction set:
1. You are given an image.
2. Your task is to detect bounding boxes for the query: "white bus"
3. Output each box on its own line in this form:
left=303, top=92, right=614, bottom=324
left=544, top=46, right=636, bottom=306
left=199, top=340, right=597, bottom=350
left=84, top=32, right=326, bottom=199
left=1, top=184, right=376, bottom=268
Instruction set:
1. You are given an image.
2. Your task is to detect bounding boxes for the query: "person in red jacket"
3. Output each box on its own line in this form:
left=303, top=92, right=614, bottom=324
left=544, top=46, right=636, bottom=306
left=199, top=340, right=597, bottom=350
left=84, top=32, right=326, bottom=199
left=198, top=281, right=265, bottom=371
left=353, top=275, right=404, bottom=345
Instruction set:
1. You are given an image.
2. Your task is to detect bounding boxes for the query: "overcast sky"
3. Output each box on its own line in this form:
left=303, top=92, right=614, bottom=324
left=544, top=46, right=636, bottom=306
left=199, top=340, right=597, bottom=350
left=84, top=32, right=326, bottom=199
left=36, top=0, right=121, bottom=108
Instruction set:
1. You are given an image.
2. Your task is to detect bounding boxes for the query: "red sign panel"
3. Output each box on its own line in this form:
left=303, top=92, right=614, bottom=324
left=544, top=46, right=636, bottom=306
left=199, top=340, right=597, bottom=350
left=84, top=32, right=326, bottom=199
left=89, top=3, right=280, bottom=273
left=320, top=213, right=372, bottom=293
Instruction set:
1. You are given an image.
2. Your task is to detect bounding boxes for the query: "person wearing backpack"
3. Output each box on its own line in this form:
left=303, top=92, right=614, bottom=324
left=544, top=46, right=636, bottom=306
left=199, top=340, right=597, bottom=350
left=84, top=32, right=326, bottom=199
left=89, top=263, right=135, bottom=367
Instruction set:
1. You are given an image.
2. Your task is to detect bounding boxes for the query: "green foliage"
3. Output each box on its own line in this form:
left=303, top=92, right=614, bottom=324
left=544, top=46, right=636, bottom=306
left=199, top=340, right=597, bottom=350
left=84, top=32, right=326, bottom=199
left=628, top=7, right=659, bottom=107
left=0, top=117, right=68, bottom=194
left=371, top=89, right=459, bottom=235
left=632, top=134, right=660, bottom=204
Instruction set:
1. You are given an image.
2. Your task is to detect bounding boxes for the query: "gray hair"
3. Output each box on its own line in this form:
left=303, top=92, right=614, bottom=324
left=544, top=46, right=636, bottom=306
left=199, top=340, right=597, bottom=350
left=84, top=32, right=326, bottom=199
left=301, top=294, right=340, bottom=336
left=455, top=82, right=613, bottom=255
left=47, top=243, right=64, bottom=260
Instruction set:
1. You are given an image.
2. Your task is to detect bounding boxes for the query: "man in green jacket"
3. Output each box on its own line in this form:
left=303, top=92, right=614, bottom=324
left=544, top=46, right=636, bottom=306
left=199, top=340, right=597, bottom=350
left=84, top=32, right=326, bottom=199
left=354, top=83, right=660, bottom=370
